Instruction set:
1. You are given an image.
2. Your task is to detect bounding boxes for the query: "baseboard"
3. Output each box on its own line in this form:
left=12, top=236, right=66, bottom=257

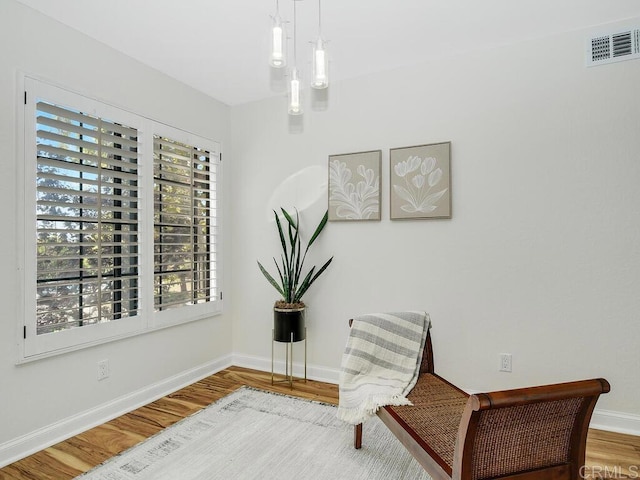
left=232, top=352, right=340, bottom=384
left=3, top=356, right=637, bottom=469
left=590, top=409, right=640, bottom=436
left=0, top=354, right=233, bottom=469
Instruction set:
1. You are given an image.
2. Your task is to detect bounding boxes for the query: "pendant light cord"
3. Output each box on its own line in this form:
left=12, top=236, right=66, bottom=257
left=293, top=0, right=298, bottom=66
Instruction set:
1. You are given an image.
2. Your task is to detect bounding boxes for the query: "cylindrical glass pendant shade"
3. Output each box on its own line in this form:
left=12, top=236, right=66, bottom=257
left=269, top=15, right=286, bottom=68
left=288, top=67, right=303, bottom=115
left=311, top=37, right=329, bottom=89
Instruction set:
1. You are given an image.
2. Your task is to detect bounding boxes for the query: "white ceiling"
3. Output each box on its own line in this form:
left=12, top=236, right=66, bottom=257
left=14, top=0, right=640, bottom=106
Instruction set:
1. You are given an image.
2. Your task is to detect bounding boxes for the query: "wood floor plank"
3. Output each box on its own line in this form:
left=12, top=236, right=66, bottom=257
left=43, top=440, right=106, bottom=473
left=0, top=366, right=637, bottom=480
left=586, top=429, right=640, bottom=477
left=65, top=424, right=142, bottom=463
left=106, top=411, right=169, bottom=439
left=164, top=386, right=223, bottom=409
left=120, top=405, right=183, bottom=431
left=144, top=396, right=203, bottom=418
left=41, top=447, right=92, bottom=475
left=0, top=450, right=81, bottom=480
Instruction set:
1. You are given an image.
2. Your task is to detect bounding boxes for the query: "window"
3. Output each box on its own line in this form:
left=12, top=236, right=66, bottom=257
left=20, top=77, right=222, bottom=360
left=36, top=101, right=140, bottom=334
left=153, top=136, right=218, bottom=311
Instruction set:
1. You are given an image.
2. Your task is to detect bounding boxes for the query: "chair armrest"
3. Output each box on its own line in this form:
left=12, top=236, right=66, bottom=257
left=452, top=378, right=610, bottom=480
left=469, top=378, right=610, bottom=410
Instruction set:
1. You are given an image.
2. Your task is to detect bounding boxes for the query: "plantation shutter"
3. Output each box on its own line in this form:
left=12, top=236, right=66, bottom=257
left=36, top=101, right=140, bottom=335
left=153, top=135, right=218, bottom=311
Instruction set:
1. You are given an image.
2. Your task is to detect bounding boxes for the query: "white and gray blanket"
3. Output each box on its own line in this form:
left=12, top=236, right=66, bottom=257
left=337, top=311, right=431, bottom=425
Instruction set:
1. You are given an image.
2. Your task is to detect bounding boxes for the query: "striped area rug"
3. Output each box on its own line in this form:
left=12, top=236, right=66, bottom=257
left=76, top=387, right=431, bottom=480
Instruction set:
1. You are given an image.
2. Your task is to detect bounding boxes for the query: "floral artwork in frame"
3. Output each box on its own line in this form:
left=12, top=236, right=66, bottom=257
left=390, top=142, right=451, bottom=220
left=328, top=150, right=381, bottom=221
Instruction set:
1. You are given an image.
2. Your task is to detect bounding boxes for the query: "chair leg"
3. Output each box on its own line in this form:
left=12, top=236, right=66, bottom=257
left=354, top=423, right=362, bottom=449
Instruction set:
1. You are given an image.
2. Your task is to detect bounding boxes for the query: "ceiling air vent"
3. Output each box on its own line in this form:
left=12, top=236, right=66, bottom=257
left=586, top=28, right=640, bottom=66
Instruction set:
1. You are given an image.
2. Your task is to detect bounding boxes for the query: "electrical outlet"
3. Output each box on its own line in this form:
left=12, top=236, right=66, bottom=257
left=97, top=359, right=110, bottom=381
left=499, top=353, right=512, bottom=373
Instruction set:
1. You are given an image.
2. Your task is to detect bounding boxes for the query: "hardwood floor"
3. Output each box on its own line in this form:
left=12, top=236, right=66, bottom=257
left=0, top=366, right=637, bottom=479
left=586, top=429, right=640, bottom=479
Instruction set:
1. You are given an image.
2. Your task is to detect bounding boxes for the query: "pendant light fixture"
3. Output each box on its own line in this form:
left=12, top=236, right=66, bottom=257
left=269, top=0, right=286, bottom=68
left=288, top=0, right=303, bottom=115
left=311, top=0, right=328, bottom=89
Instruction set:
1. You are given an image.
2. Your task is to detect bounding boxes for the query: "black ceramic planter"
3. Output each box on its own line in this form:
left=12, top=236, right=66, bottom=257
left=273, top=307, right=306, bottom=342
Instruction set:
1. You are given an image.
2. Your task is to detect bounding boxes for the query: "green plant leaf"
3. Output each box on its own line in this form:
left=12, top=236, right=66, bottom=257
left=294, top=266, right=316, bottom=303
left=258, top=208, right=333, bottom=305
left=281, top=208, right=297, bottom=256
left=279, top=254, right=292, bottom=302
left=274, top=257, right=285, bottom=291
left=298, top=210, right=329, bottom=284
left=274, top=210, right=289, bottom=273
left=307, top=210, right=328, bottom=248
left=309, top=256, right=333, bottom=284
left=295, top=256, right=333, bottom=300
left=280, top=208, right=298, bottom=230
left=293, top=229, right=302, bottom=290
left=280, top=208, right=303, bottom=296
left=257, top=261, right=284, bottom=297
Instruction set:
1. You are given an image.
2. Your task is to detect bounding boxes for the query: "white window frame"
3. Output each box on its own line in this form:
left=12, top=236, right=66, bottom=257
left=150, top=123, right=222, bottom=329
left=17, top=75, right=222, bottom=362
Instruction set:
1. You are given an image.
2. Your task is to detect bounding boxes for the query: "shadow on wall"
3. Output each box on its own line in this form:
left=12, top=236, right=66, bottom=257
left=266, top=165, right=328, bottom=221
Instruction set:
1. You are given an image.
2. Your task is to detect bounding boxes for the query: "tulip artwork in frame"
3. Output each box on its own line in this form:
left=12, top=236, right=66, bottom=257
left=390, top=141, right=451, bottom=220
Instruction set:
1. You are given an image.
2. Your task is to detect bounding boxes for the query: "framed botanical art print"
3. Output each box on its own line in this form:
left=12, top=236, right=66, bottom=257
left=390, top=142, right=451, bottom=220
left=328, top=150, right=381, bottom=221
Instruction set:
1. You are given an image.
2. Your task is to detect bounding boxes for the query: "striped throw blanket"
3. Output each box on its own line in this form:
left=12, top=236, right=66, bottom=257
left=337, top=311, right=431, bottom=425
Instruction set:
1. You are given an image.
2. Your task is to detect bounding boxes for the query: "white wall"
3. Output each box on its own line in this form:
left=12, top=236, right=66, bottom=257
left=1, top=0, right=639, bottom=465
left=230, top=19, right=640, bottom=425
left=0, top=0, right=233, bottom=463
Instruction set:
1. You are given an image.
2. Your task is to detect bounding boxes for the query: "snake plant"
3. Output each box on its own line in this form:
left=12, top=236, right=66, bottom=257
left=258, top=208, right=333, bottom=308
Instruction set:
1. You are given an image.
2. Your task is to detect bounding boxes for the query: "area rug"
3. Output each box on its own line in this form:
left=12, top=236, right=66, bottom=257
left=76, top=387, right=432, bottom=480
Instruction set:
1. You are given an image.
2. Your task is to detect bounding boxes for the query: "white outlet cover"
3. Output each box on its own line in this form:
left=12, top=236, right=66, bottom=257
left=97, top=359, right=110, bottom=380
left=500, top=353, right=512, bottom=373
